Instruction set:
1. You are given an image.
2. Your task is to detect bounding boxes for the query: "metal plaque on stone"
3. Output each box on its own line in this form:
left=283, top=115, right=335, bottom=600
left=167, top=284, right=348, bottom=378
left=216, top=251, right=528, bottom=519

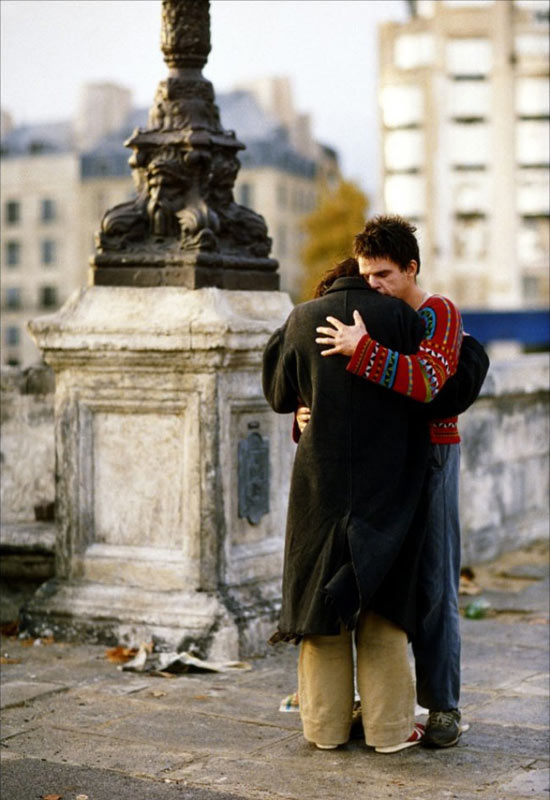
left=238, top=429, right=269, bottom=525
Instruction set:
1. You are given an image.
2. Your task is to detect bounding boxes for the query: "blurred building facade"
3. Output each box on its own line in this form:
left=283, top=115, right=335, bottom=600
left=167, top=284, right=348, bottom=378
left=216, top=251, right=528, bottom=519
left=1, top=80, right=339, bottom=367
left=379, top=0, right=549, bottom=310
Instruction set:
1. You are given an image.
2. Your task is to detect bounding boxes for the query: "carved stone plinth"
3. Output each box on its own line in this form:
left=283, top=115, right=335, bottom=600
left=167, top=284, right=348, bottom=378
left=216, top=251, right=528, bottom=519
left=25, top=287, right=294, bottom=658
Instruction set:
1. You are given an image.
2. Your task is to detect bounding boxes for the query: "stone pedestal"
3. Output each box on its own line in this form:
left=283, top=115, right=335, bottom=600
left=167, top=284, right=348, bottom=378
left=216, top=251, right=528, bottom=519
left=25, top=287, right=294, bottom=659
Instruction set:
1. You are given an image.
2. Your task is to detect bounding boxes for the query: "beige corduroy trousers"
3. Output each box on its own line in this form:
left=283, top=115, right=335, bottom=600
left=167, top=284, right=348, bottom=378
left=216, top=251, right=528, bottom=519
left=298, top=610, right=415, bottom=748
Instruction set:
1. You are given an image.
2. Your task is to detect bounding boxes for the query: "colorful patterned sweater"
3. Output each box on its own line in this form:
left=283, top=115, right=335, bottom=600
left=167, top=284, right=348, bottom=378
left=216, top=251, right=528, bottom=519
left=346, top=294, right=464, bottom=444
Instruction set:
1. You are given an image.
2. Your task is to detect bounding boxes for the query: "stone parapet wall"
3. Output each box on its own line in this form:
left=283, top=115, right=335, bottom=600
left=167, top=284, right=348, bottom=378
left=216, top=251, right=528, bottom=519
left=1, top=355, right=549, bottom=566
left=459, top=353, right=549, bottom=564
left=1, top=366, right=55, bottom=525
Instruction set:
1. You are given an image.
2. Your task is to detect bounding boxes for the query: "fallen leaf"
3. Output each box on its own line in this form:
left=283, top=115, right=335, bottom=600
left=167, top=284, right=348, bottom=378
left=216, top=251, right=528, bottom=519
left=105, top=646, right=138, bottom=664
left=150, top=690, right=166, bottom=698
left=76, top=795, right=89, bottom=800
left=41, top=794, right=63, bottom=800
left=0, top=656, right=21, bottom=664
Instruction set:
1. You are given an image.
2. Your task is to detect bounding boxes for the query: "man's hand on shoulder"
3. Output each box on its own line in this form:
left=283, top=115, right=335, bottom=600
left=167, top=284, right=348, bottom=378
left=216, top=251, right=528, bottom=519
left=316, top=310, right=368, bottom=357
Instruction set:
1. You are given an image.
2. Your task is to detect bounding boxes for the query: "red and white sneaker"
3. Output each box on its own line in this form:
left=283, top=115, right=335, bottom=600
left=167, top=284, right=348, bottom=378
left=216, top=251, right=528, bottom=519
left=375, top=723, right=425, bottom=753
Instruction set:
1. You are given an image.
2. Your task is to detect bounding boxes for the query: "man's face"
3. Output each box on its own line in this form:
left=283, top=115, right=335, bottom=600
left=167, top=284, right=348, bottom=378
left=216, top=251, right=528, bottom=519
left=357, top=256, right=416, bottom=302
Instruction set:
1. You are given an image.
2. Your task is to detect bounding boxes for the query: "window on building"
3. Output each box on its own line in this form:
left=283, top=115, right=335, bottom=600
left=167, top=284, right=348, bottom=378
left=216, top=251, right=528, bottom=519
left=449, top=122, right=490, bottom=167
left=5, top=241, right=21, bottom=267
left=516, top=77, right=550, bottom=118
left=5, top=326, right=20, bottom=347
left=452, top=175, right=491, bottom=214
left=385, top=130, right=424, bottom=171
left=41, top=198, right=56, bottom=222
left=448, top=81, right=491, bottom=120
left=277, top=184, right=288, bottom=209
left=517, top=170, right=550, bottom=215
left=453, top=217, right=488, bottom=260
left=238, top=183, right=254, bottom=207
left=394, top=33, right=435, bottom=69
left=446, top=38, right=492, bottom=77
left=5, top=200, right=20, bottom=225
left=381, top=85, right=424, bottom=128
left=384, top=174, right=426, bottom=217
left=5, top=287, right=21, bottom=309
left=41, top=239, right=56, bottom=265
left=514, top=34, right=550, bottom=60
left=39, top=285, right=58, bottom=308
left=517, top=215, right=550, bottom=265
left=516, top=120, right=550, bottom=166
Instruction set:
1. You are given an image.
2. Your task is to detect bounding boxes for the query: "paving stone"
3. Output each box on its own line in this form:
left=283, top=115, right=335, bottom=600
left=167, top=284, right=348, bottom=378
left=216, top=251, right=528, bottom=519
left=467, top=693, right=550, bottom=728
left=0, top=680, right=67, bottom=709
left=455, top=722, right=550, bottom=759
left=1, top=726, right=195, bottom=779
left=0, top=758, right=249, bottom=800
left=498, top=766, right=550, bottom=796
left=96, top=706, right=298, bottom=757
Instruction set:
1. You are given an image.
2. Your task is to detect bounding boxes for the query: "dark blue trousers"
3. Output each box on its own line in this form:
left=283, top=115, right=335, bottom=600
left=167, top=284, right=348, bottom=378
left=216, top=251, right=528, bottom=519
left=413, top=443, right=461, bottom=712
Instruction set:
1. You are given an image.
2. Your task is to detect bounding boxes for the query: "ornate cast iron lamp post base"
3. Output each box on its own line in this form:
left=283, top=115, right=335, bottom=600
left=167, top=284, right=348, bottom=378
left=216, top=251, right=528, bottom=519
left=91, top=0, right=279, bottom=290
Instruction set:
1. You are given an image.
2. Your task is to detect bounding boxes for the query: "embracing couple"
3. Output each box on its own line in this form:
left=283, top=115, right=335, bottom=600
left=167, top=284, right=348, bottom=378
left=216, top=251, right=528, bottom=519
left=262, top=214, right=489, bottom=753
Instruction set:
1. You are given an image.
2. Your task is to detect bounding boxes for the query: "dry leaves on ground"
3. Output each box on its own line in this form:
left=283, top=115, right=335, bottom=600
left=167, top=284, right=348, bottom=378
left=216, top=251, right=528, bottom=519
left=104, top=646, right=139, bottom=663
left=0, top=656, right=21, bottom=664
left=41, top=794, right=63, bottom=800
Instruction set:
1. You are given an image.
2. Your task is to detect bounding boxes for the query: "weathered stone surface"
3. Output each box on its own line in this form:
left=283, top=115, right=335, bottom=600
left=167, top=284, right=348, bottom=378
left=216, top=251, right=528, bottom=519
left=0, top=681, right=67, bottom=710
left=460, top=352, right=549, bottom=564
left=23, top=287, right=294, bottom=658
left=0, top=366, right=55, bottom=524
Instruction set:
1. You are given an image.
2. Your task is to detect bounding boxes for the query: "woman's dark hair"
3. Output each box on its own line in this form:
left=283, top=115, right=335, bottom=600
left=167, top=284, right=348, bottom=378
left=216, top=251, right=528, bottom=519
left=313, top=257, right=359, bottom=298
left=353, top=215, right=421, bottom=273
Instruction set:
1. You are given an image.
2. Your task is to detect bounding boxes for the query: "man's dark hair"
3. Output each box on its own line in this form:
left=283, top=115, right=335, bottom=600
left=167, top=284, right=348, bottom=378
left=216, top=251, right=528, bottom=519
left=313, top=257, right=359, bottom=298
left=353, top=215, right=421, bottom=274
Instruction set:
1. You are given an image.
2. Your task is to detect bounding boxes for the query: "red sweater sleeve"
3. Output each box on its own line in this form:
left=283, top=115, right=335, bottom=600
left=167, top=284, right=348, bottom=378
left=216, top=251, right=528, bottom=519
left=346, top=295, right=463, bottom=403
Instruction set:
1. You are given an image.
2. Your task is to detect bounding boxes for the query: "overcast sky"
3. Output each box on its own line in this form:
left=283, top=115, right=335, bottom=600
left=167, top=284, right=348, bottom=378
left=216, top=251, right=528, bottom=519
left=1, top=0, right=408, bottom=195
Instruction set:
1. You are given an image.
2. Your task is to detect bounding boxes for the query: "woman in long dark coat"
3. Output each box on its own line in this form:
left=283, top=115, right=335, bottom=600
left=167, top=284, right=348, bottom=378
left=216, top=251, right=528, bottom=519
left=262, top=274, right=430, bottom=751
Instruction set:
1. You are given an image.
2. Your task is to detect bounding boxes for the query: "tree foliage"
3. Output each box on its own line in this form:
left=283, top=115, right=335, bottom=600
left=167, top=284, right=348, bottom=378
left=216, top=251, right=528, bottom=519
left=299, top=179, right=369, bottom=301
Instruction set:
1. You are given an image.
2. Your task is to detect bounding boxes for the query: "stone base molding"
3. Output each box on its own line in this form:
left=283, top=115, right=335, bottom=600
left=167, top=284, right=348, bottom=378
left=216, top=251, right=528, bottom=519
left=25, top=286, right=294, bottom=659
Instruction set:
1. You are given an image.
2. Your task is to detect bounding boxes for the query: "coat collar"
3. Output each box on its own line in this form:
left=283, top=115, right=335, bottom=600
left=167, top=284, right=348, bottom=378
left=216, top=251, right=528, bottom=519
left=324, top=275, right=374, bottom=294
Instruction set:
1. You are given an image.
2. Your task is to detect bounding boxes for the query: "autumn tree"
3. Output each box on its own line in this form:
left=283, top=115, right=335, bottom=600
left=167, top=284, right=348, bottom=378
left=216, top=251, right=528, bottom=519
left=299, top=179, right=369, bottom=302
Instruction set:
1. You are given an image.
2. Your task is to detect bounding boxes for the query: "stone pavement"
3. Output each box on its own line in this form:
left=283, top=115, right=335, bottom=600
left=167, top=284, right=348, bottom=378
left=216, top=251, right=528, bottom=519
left=1, top=545, right=548, bottom=800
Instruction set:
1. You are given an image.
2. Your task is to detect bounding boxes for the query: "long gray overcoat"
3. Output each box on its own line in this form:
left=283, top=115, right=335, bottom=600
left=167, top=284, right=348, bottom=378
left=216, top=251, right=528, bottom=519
left=262, top=276, right=431, bottom=641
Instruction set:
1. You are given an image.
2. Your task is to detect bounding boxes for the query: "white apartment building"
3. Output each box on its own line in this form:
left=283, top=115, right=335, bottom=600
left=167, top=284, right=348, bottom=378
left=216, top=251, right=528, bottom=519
left=378, top=0, right=549, bottom=309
